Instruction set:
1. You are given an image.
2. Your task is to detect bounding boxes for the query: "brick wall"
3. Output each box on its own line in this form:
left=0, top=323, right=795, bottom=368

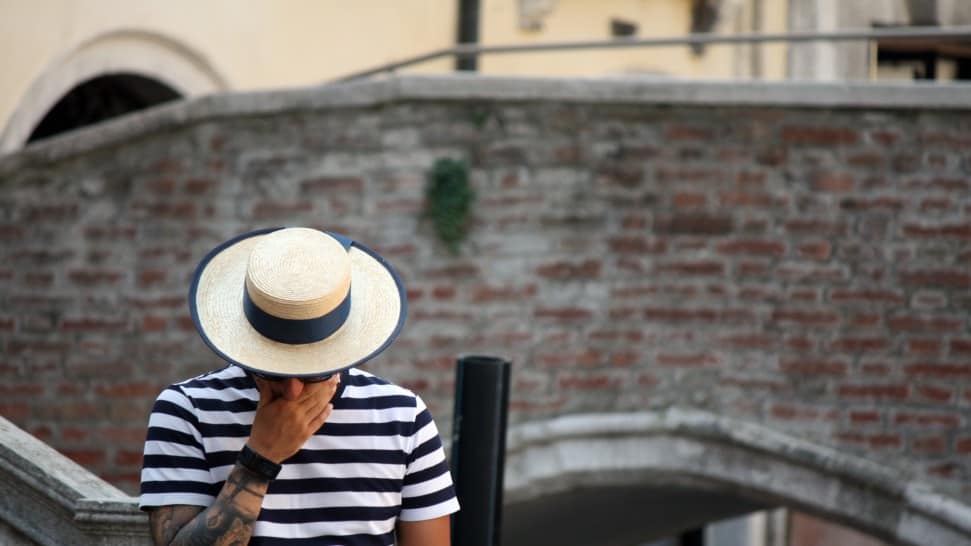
left=0, top=77, right=969, bottom=499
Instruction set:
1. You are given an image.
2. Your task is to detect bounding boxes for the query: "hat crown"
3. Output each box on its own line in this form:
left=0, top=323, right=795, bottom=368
left=245, top=228, right=351, bottom=320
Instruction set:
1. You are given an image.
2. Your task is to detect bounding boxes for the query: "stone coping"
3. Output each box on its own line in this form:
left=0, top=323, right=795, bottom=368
left=2, top=73, right=971, bottom=176
left=504, top=408, right=971, bottom=546
left=0, top=417, right=149, bottom=545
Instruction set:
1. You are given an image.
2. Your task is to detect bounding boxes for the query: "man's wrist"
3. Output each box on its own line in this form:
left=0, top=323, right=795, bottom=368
left=238, top=444, right=282, bottom=480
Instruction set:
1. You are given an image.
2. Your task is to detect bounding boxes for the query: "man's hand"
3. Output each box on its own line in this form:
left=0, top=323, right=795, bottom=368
left=247, top=375, right=340, bottom=463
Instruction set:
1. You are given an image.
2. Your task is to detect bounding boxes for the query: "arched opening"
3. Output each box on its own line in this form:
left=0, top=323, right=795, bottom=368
left=500, top=410, right=971, bottom=546
left=26, top=73, right=181, bottom=144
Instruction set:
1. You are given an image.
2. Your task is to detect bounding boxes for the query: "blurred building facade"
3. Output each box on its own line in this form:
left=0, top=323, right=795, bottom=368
left=5, top=0, right=969, bottom=154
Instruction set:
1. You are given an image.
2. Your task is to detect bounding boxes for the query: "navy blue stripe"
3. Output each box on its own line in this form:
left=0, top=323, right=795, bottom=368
left=194, top=420, right=414, bottom=439
left=259, top=505, right=400, bottom=524
left=207, top=448, right=408, bottom=468
left=145, top=426, right=200, bottom=448
left=412, top=433, right=444, bottom=459
left=140, top=479, right=215, bottom=496
left=244, top=287, right=351, bottom=345
left=193, top=397, right=256, bottom=412
left=401, top=484, right=456, bottom=510
left=404, top=459, right=451, bottom=487
left=142, top=454, right=208, bottom=470
left=336, top=395, right=414, bottom=410
left=250, top=532, right=393, bottom=546
left=180, top=375, right=255, bottom=391
left=269, top=477, right=403, bottom=495
left=150, top=399, right=199, bottom=427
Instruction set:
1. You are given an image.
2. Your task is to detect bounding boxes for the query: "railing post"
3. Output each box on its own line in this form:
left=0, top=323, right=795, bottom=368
left=450, top=355, right=511, bottom=546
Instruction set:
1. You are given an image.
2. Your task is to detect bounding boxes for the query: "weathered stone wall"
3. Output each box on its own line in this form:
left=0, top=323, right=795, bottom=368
left=0, top=76, right=969, bottom=503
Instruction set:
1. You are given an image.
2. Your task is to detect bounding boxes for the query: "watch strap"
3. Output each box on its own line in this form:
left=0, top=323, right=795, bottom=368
left=238, top=444, right=281, bottom=480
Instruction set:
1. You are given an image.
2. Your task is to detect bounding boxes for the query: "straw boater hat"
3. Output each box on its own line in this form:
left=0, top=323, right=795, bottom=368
left=189, top=227, right=407, bottom=378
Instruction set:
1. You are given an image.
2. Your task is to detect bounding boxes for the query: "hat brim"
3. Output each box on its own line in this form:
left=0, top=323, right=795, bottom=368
left=189, top=227, right=407, bottom=377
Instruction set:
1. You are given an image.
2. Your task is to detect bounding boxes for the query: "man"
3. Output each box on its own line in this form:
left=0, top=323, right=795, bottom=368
left=140, top=227, right=459, bottom=545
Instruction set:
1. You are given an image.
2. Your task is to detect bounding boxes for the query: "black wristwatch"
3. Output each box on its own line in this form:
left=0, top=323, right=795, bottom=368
left=238, top=444, right=282, bottom=480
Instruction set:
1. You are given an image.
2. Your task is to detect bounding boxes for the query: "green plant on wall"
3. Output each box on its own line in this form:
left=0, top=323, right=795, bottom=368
left=425, top=158, right=475, bottom=254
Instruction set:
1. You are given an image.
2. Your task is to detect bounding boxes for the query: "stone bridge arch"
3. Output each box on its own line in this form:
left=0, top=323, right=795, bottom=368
left=0, top=28, right=227, bottom=152
left=502, top=410, right=971, bottom=546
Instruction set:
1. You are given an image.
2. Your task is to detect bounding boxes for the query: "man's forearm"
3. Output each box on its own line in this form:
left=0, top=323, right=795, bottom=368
left=151, top=464, right=269, bottom=546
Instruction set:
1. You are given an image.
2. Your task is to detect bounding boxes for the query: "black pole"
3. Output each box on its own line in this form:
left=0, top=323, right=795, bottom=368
left=451, top=355, right=511, bottom=546
left=456, top=0, right=480, bottom=71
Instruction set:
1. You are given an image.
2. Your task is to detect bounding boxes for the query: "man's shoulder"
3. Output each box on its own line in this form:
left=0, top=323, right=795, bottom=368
left=345, top=368, right=420, bottom=402
left=159, top=365, right=251, bottom=400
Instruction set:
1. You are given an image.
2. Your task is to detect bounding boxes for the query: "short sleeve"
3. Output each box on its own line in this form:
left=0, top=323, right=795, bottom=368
left=139, top=386, right=216, bottom=510
left=399, top=395, right=460, bottom=521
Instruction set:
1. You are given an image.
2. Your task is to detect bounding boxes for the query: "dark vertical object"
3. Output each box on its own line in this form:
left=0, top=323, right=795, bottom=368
left=451, top=355, right=511, bottom=546
left=680, top=528, right=705, bottom=546
left=456, top=0, right=480, bottom=71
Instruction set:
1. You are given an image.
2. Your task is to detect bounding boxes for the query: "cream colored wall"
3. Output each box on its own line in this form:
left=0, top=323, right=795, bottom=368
left=478, top=0, right=788, bottom=79
left=0, top=0, right=456, bottom=150
left=0, top=0, right=793, bottom=151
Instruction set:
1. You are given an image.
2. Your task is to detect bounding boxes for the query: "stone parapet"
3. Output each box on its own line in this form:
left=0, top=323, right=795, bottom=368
left=0, top=416, right=149, bottom=546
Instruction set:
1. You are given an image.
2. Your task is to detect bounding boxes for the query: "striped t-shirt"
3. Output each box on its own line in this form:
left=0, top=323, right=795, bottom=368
left=140, top=365, right=459, bottom=545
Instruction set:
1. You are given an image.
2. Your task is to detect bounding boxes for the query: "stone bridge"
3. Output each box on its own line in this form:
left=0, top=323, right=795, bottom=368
left=0, top=75, right=970, bottom=545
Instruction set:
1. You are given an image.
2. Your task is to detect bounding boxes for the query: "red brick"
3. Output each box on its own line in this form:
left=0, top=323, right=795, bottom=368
left=903, top=222, right=971, bottom=241
left=654, top=214, right=733, bottom=235
left=536, top=350, right=604, bottom=368
left=114, top=450, right=144, bottom=466
left=907, top=339, right=941, bottom=355
left=719, top=192, right=787, bottom=208
left=867, top=434, right=902, bottom=449
left=830, top=289, right=904, bottom=306
left=717, top=333, right=775, bottom=350
left=655, top=167, right=722, bottom=184
left=916, top=384, right=954, bottom=402
left=797, top=241, right=831, bottom=261
left=250, top=200, right=313, bottom=219
left=911, top=435, right=947, bottom=454
left=60, top=317, right=129, bottom=333
left=894, top=412, right=961, bottom=427
left=608, top=236, right=667, bottom=254
left=68, top=270, right=124, bottom=286
left=771, top=309, right=840, bottom=327
left=657, top=353, right=719, bottom=368
left=848, top=410, right=880, bottom=424
left=783, top=219, right=848, bottom=236
left=899, top=269, right=971, bottom=289
left=558, top=372, right=624, bottom=390
left=132, top=201, right=197, bottom=219
left=654, top=260, right=724, bottom=276
left=672, top=192, right=707, bottom=209
left=829, top=337, right=889, bottom=353
left=534, top=307, right=593, bottom=322
left=838, top=383, right=909, bottom=400
left=431, top=285, right=456, bottom=300
left=300, top=176, right=364, bottom=194
left=905, top=362, right=971, bottom=378
left=779, top=359, right=847, bottom=376
left=955, top=437, right=971, bottom=454
left=62, top=449, right=106, bottom=466
left=535, top=259, right=601, bottom=280
left=888, top=314, right=963, bottom=332
left=782, top=126, right=859, bottom=146
left=664, top=123, right=715, bottom=141
left=716, top=239, right=785, bottom=257
left=775, top=264, right=847, bottom=283
left=141, top=316, right=168, bottom=332
left=812, top=172, right=855, bottom=193
left=422, top=263, right=480, bottom=279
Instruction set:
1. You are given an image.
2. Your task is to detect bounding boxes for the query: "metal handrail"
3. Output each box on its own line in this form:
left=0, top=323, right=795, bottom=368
left=334, top=25, right=971, bottom=82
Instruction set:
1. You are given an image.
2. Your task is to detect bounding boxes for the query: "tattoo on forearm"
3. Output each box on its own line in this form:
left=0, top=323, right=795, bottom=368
left=150, top=464, right=269, bottom=546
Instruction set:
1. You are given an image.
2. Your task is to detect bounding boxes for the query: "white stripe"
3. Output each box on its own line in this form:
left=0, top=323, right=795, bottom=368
left=327, top=406, right=414, bottom=423
left=254, top=517, right=395, bottom=539
left=401, top=471, right=454, bottom=498
left=301, top=434, right=409, bottom=451
left=399, top=498, right=461, bottom=522
left=407, top=449, right=446, bottom=474
left=143, top=440, right=204, bottom=458
left=261, top=490, right=402, bottom=510
left=195, top=409, right=255, bottom=424
left=280, top=462, right=406, bottom=480
left=342, top=383, right=409, bottom=399
left=139, top=492, right=214, bottom=509
left=141, top=466, right=212, bottom=484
